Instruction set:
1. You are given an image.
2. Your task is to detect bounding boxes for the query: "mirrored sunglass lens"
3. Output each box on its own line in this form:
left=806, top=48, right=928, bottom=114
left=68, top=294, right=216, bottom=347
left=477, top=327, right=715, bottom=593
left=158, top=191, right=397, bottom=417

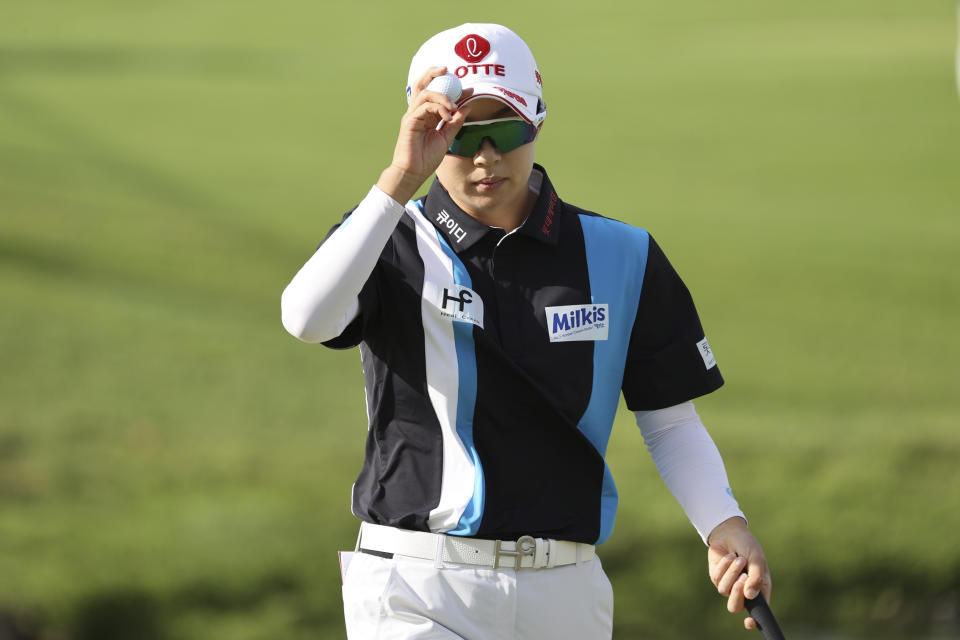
left=448, top=121, right=536, bottom=156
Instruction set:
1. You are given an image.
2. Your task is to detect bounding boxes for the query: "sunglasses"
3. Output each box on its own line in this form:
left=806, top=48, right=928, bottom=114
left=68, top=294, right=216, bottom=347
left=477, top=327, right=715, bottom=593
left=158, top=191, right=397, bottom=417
left=447, top=117, right=539, bottom=157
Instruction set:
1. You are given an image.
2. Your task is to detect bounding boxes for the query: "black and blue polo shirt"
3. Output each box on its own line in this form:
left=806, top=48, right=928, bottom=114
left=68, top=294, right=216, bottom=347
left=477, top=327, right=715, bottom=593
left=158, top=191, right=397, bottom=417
left=322, top=164, right=723, bottom=545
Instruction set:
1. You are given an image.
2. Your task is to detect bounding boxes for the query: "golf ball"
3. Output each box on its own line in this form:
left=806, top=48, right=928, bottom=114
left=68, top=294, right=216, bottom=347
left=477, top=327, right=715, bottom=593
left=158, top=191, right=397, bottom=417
left=426, top=73, right=463, bottom=102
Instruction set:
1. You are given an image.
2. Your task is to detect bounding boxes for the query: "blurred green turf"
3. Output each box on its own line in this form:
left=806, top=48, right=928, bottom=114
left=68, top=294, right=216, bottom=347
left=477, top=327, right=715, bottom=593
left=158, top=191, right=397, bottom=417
left=2, top=0, right=959, bottom=638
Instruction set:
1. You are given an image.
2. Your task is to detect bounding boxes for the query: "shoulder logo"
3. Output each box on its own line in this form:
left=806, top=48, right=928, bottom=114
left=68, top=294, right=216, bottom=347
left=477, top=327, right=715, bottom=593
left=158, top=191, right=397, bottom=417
left=455, top=34, right=491, bottom=63
left=545, top=304, right=609, bottom=342
left=696, top=337, right=717, bottom=369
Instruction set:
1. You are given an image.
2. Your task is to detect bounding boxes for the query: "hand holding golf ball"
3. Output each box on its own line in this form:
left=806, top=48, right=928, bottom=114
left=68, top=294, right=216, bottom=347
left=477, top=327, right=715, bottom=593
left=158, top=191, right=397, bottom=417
left=425, top=72, right=463, bottom=103
left=377, top=68, right=471, bottom=206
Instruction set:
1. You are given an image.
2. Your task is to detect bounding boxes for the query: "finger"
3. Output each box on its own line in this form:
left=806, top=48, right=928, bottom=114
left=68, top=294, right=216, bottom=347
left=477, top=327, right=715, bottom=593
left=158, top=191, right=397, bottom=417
left=744, top=556, right=766, bottom=600
left=744, top=616, right=757, bottom=631
left=707, top=543, right=729, bottom=558
left=414, top=66, right=447, bottom=91
left=405, top=101, right=455, bottom=130
left=425, top=101, right=455, bottom=123
left=716, top=554, right=747, bottom=596
left=456, top=87, right=475, bottom=105
left=708, top=552, right=736, bottom=585
left=717, top=554, right=746, bottom=595
left=411, top=66, right=449, bottom=100
left=743, top=562, right=763, bottom=600
left=707, top=544, right=730, bottom=566
left=726, top=573, right=747, bottom=613
left=439, top=105, right=473, bottom=142
left=410, top=90, right=457, bottom=119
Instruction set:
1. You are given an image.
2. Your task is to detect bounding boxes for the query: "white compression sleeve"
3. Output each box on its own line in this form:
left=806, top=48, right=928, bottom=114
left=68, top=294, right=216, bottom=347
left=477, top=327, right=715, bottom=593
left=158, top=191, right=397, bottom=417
left=635, top=401, right=745, bottom=544
left=281, top=185, right=406, bottom=343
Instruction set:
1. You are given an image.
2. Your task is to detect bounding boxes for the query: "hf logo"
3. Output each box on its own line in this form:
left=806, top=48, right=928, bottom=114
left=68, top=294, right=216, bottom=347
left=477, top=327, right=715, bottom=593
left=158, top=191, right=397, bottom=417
left=443, top=287, right=473, bottom=312
left=436, top=284, right=484, bottom=328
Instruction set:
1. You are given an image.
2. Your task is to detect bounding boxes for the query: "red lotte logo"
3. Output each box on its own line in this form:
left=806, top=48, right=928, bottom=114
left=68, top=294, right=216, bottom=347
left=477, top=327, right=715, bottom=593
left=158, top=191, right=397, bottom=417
left=455, top=34, right=491, bottom=63
left=452, top=33, right=506, bottom=79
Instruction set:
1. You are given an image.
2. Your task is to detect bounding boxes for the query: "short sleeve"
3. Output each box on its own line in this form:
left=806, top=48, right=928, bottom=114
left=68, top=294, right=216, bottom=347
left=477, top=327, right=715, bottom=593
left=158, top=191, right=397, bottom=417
left=621, top=235, right=723, bottom=410
left=318, top=206, right=380, bottom=350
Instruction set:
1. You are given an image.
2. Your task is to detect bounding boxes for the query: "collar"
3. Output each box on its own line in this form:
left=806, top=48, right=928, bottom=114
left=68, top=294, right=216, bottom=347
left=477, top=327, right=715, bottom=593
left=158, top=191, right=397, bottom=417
left=517, top=164, right=562, bottom=246
left=421, top=163, right=562, bottom=253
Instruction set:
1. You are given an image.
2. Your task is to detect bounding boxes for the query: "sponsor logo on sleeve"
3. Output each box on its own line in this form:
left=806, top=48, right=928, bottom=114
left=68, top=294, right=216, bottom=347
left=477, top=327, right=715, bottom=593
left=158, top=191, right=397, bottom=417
left=545, top=304, right=609, bottom=342
left=697, top=337, right=717, bottom=369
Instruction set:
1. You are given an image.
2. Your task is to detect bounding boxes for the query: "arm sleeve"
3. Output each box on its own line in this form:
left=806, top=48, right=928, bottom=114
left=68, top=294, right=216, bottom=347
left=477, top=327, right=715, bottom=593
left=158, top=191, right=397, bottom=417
left=622, top=234, right=724, bottom=410
left=635, top=401, right=745, bottom=544
left=280, top=185, right=405, bottom=344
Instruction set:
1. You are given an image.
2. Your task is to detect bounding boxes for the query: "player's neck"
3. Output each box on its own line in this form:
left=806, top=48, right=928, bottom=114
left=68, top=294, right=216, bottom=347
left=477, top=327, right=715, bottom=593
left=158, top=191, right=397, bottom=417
left=463, top=188, right=536, bottom=233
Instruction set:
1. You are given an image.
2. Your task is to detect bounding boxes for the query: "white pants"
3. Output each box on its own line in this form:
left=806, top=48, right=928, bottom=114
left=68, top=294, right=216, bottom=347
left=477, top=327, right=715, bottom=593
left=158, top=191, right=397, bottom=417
left=342, top=551, right=614, bottom=639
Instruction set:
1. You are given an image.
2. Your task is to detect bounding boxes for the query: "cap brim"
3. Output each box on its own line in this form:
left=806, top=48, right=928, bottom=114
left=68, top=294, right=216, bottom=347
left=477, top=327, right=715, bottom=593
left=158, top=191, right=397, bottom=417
left=458, top=84, right=545, bottom=125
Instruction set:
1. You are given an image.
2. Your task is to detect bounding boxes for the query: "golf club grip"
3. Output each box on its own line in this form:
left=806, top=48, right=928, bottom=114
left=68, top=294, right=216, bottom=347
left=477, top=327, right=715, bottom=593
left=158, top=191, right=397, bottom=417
left=744, top=593, right=786, bottom=640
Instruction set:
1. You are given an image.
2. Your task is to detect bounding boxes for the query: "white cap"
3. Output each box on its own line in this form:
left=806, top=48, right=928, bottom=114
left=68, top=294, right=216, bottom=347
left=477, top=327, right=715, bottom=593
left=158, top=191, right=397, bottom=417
left=407, top=23, right=546, bottom=125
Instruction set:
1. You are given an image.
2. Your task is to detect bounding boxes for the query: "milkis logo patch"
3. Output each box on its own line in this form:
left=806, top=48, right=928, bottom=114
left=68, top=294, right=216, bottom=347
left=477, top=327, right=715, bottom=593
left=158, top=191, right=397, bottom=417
left=455, top=34, right=491, bottom=63
left=545, top=304, right=609, bottom=342
left=438, top=284, right=484, bottom=328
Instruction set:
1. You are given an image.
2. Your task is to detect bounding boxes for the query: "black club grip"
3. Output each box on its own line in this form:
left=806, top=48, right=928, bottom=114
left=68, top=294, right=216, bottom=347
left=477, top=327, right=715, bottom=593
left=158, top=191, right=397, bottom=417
left=744, top=592, right=786, bottom=640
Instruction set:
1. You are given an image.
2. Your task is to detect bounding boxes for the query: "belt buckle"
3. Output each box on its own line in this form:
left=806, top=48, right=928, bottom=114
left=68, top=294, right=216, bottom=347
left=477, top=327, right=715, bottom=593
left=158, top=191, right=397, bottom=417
left=493, top=535, right=536, bottom=569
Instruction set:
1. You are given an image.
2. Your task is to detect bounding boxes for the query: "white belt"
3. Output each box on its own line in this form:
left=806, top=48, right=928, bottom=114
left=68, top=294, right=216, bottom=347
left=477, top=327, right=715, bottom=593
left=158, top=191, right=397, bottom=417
left=358, top=522, right=596, bottom=570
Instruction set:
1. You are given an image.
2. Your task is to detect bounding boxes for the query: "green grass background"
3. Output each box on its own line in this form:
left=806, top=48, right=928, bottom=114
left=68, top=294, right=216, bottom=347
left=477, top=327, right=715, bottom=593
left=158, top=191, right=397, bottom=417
left=2, top=0, right=958, bottom=638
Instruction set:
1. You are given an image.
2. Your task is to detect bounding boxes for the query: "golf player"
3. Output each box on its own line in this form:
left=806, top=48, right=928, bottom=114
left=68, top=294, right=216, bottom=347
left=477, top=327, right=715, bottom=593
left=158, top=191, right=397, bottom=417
left=282, top=23, right=772, bottom=639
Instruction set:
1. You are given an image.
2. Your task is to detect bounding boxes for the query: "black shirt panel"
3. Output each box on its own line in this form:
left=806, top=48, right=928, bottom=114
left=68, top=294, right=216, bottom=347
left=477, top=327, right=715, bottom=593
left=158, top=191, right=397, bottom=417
left=346, top=217, right=446, bottom=529
left=353, top=343, right=442, bottom=531
left=621, top=235, right=724, bottom=411
left=472, top=328, right=604, bottom=544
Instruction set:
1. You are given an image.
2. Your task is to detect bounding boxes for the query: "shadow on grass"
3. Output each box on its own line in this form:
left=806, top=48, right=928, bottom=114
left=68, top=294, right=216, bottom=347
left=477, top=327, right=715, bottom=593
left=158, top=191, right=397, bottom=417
left=73, top=589, right=163, bottom=640
left=171, top=571, right=300, bottom=612
left=1, top=570, right=309, bottom=640
left=0, top=610, right=38, bottom=640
